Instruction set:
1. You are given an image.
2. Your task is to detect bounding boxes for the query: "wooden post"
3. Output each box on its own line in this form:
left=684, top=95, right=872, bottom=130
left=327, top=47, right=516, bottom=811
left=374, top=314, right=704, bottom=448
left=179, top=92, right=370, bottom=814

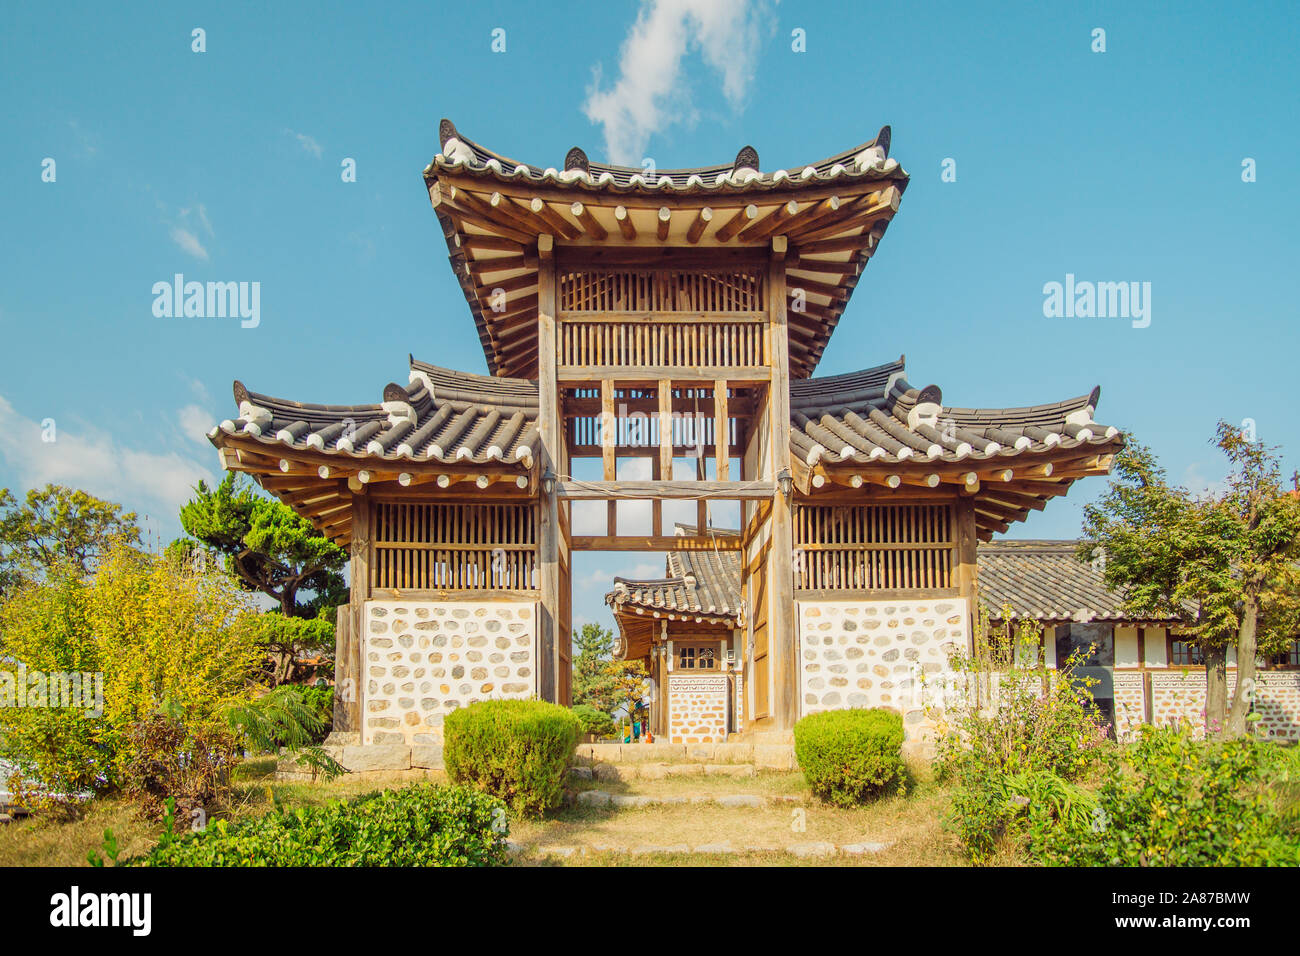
left=658, top=378, right=673, bottom=530
left=336, top=492, right=370, bottom=734
left=602, top=377, right=617, bottom=536
left=767, top=236, right=798, bottom=731
left=953, top=497, right=979, bottom=654
left=714, top=379, right=730, bottom=481
left=537, top=235, right=561, bottom=703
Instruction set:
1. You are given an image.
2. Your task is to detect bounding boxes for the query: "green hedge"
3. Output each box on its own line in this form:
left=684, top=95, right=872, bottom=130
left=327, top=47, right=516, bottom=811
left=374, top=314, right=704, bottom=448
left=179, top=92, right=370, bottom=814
left=138, top=784, right=507, bottom=867
left=793, top=708, right=905, bottom=806
left=444, top=699, right=581, bottom=816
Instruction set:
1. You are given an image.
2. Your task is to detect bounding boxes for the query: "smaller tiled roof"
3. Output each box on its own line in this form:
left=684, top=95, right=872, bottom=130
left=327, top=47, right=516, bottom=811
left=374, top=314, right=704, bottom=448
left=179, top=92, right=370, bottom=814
left=977, top=540, right=1179, bottom=624
left=606, top=528, right=742, bottom=624
left=211, top=358, right=540, bottom=468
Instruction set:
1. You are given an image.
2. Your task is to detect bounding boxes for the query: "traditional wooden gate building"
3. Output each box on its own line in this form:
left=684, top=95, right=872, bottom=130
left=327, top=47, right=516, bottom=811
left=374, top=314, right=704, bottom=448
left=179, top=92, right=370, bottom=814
left=210, top=119, right=1124, bottom=749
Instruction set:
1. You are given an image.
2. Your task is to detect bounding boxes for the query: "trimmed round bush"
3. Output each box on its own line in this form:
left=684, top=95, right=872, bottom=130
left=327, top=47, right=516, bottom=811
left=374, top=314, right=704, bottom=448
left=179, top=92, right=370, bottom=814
left=793, top=708, right=905, bottom=806
left=138, top=784, right=507, bottom=866
left=572, top=704, right=618, bottom=739
left=444, top=699, right=581, bottom=816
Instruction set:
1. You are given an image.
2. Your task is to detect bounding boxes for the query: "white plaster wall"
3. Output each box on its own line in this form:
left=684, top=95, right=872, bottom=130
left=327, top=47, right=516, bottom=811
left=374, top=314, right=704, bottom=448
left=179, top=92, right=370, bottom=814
left=362, top=600, right=536, bottom=745
left=1144, top=626, right=1169, bottom=667
left=1114, top=626, right=1141, bottom=669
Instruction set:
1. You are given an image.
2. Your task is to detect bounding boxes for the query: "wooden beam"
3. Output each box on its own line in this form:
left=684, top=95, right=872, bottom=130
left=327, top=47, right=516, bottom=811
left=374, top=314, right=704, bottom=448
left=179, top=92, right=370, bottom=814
left=614, top=205, right=636, bottom=240
left=571, top=535, right=743, bottom=552
left=555, top=480, right=775, bottom=500
left=715, top=204, right=758, bottom=242
left=569, top=201, right=607, bottom=240
left=686, top=206, right=713, bottom=243
left=737, top=199, right=798, bottom=243
left=656, top=206, right=671, bottom=241
left=528, top=197, right=579, bottom=239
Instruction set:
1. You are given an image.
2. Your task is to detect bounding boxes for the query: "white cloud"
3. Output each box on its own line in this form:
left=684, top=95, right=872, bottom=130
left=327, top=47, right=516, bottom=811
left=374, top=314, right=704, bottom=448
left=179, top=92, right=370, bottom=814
left=177, top=404, right=215, bottom=445
left=286, top=128, right=323, bottom=158
left=1182, top=462, right=1229, bottom=501
left=169, top=226, right=209, bottom=261
left=0, top=394, right=217, bottom=534
left=583, top=0, right=770, bottom=165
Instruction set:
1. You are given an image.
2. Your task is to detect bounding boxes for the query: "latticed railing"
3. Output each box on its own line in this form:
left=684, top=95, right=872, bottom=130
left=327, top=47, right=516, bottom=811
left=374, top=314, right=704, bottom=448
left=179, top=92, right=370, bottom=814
left=793, top=504, right=955, bottom=591
left=371, top=502, right=536, bottom=591
left=557, top=267, right=768, bottom=368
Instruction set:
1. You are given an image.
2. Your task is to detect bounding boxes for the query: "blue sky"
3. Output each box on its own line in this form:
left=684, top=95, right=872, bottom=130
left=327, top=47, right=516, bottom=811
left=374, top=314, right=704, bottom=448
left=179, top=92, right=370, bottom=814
left=1, top=0, right=1297, bottom=634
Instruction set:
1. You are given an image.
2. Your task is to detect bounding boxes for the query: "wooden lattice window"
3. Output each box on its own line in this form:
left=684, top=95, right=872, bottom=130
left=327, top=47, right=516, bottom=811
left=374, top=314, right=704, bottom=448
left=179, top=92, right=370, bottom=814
left=1168, top=638, right=1204, bottom=667
left=676, top=643, right=720, bottom=671
left=792, top=504, right=955, bottom=591
left=371, top=502, right=536, bottom=591
left=557, top=268, right=768, bottom=368
left=559, top=268, right=765, bottom=313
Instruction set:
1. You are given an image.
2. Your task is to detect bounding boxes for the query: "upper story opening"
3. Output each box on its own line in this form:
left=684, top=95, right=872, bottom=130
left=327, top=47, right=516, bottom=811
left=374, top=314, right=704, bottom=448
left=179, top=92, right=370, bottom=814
left=424, top=119, right=910, bottom=379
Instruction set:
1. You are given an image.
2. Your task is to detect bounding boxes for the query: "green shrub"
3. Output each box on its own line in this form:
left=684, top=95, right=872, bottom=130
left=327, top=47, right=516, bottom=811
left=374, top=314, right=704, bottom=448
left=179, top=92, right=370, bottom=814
left=935, top=608, right=1111, bottom=863
left=444, top=699, right=581, bottom=816
left=122, top=714, right=240, bottom=821
left=137, top=784, right=507, bottom=866
left=1029, top=725, right=1300, bottom=866
left=571, top=704, right=617, bottom=738
left=793, top=708, right=904, bottom=806
left=0, top=547, right=263, bottom=812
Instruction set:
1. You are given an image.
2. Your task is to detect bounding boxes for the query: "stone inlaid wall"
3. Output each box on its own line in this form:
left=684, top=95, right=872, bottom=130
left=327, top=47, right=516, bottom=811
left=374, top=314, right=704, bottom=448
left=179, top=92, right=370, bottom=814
left=667, top=675, right=728, bottom=743
left=363, top=600, right=536, bottom=745
left=1112, top=671, right=1147, bottom=742
left=1149, top=670, right=1220, bottom=737
left=1254, top=673, right=1300, bottom=741
left=797, top=598, right=970, bottom=743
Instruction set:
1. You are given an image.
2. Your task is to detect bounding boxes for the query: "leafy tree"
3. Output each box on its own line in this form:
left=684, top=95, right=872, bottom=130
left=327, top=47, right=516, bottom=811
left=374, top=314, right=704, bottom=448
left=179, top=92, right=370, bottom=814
left=0, top=484, right=140, bottom=595
left=1081, top=424, right=1300, bottom=739
left=0, top=544, right=265, bottom=810
left=571, top=622, right=621, bottom=715
left=608, top=659, right=651, bottom=722
left=169, top=474, right=347, bottom=683
left=171, top=473, right=346, bottom=617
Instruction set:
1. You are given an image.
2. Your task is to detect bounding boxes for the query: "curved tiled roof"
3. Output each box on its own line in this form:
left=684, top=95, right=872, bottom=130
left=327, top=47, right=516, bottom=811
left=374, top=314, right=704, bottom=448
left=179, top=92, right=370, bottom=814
left=428, top=119, right=906, bottom=195
left=606, top=529, right=742, bottom=624
left=211, top=358, right=540, bottom=468
left=789, top=357, right=1120, bottom=469
left=976, top=540, right=1179, bottom=623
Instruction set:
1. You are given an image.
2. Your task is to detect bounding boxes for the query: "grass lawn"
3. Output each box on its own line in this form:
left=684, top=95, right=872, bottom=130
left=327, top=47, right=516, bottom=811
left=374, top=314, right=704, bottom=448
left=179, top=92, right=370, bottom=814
left=0, top=756, right=965, bottom=867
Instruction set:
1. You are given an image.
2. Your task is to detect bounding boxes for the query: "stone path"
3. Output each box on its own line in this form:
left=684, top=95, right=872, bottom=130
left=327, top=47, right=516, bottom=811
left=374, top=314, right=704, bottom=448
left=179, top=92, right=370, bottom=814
left=517, top=840, right=893, bottom=859
left=573, top=789, right=801, bottom=808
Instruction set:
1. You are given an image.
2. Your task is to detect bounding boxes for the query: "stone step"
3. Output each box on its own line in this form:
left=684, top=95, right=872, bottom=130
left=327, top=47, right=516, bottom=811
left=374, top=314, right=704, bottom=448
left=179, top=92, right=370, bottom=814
left=516, top=839, right=892, bottom=859
left=570, top=762, right=766, bottom=782
left=574, top=741, right=797, bottom=770
left=570, top=789, right=804, bottom=809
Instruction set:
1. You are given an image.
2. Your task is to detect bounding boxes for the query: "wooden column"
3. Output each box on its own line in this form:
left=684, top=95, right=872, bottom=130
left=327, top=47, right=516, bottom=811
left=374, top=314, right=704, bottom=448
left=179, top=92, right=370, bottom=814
left=658, top=378, right=672, bottom=533
left=537, top=235, right=561, bottom=703
left=714, top=379, right=730, bottom=481
left=953, top=497, right=979, bottom=655
left=602, top=377, right=617, bottom=535
left=767, top=236, right=798, bottom=731
left=335, top=491, right=369, bottom=734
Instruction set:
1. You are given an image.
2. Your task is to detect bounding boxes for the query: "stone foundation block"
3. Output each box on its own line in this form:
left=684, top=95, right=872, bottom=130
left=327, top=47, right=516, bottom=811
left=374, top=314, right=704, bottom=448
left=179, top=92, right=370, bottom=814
left=411, top=745, right=443, bottom=769
left=754, top=744, right=796, bottom=770
left=340, top=744, right=411, bottom=772
left=711, top=742, right=754, bottom=763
